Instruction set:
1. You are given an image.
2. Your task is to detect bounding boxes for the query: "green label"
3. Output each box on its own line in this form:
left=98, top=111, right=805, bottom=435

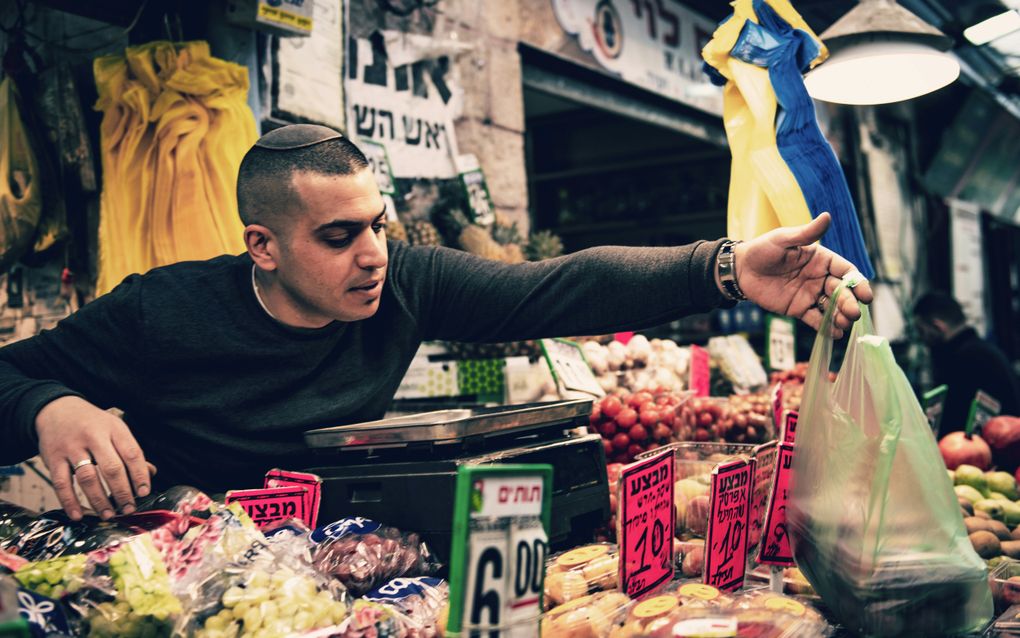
left=966, top=390, right=1002, bottom=435
left=922, top=384, right=948, bottom=434
left=540, top=338, right=605, bottom=398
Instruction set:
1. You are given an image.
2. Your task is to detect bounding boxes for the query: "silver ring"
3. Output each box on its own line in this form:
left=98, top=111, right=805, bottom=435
left=816, top=294, right=828, bottom=312
left=72, top=458, right=94, bottom=473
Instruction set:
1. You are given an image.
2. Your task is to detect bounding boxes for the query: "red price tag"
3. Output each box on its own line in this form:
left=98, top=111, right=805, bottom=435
left=748, top=442, right=778, bottom=548
left=703, top=459, right=751, bottom=592
left=690, top=345, right=710, bottom=397
left=618, top=449, right=675, bottom=599
left=264, top=468, right=322, bottom=528
left=781, top=411, right=799, bottom=445
left=771, top=382, right=783, bottom=432
left=225, top=486, right=307, bottom=529
left=758, top=443, right=795, bottom=566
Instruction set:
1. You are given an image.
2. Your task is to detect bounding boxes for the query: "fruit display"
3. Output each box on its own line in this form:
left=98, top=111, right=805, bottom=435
left=14, top=553, right=87, bottom=599
left=991, top=560, right=1020, bottom=615
left=405, top=220, right=443, bottom=247
left=708, top=335, right=768, bottom=393
left=940, top=431, right=993, bottom=470
left=544, top=544, right=620, bottom=609
left=582, top=337, right=690, bottom=395
left=953, top=465, right=1020, bottom=569
left=590, top=390, right=686, bottom=464
left=676, top=396, right=773, bottom=445
left=540, top=591, right=633, bottom=637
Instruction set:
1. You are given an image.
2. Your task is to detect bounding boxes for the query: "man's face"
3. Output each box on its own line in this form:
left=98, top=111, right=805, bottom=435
left=272, top=169, right=388, bottom=324
left=915, top=316, right=945, bottom=346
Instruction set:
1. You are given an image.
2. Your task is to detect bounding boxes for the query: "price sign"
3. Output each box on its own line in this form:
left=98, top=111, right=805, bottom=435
left=923, top=385, right=948, bottom=434
left=689, top=344, right=710, bottom=397
left=703, top=459, right=751, bottom=591
left=460, top=168, right=496, bottom=227
left=540, top=338, right=605, bottom=397
left=758, top=443, right=795, bottom=566
left=966, top=390, right=1002, bottom=435
left=749, top=442, right=778, bottom=549
left=359, top=138, right=396, bottom=195
left=225, top=486, right=307, bottom=529
left=447, top=465, right=552, bottom=638
left=781, top=411, right=799, bottom=445
left=766, top=315, right=796, bottom=371
left=264, top=469, right=322, bottom=529
left=618, top=449, right=675, bottom=599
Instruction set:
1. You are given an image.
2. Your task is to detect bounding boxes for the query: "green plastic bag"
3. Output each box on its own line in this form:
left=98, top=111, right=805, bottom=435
left=787, top=277, right=992, bottom=637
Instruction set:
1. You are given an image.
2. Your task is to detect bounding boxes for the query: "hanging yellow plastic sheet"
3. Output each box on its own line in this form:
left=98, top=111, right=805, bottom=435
left=94, top=41, right=256, bottom=295
left=0, top=76, right=43, bottom=273
left=703, top=0, right=876, bottom=278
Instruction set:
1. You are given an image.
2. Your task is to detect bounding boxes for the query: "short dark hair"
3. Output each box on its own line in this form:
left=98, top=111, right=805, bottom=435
left=913, top=291, right=967, bottom=327
left=236, top=136, right=370, bottom=231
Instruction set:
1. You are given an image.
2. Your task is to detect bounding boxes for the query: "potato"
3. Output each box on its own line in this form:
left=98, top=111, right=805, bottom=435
left=970, top=530, right=1002, bottom=558
left=1002, top=540, right=1020, bottom=560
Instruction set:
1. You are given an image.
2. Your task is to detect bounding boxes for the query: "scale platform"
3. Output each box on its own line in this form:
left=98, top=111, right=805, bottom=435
left=303, top=400, right=609, bottom=561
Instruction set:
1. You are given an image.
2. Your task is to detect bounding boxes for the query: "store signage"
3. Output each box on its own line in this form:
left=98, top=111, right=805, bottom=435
left=949, top=201, right=987, bottom=337
left=264, top=469, right=322, bottom=529
left=766, top=315, right=796, bottom=371
left=540, top=338, right=605, bottom=397
left=456, top=154, right=496, bottom=226
left=618, top=449, right=675, bottom=599
left=447, top=465, right=552, bottom=638
left=923, top=385, right=948, bottom=434
left=782, top=411, right=798, bottom=445
left=360, top=138, right=397, bottom=196
left=274, top=0, right=341, bottom=127
left=966, top=390, right=1002, bottom=435
left=225, top=486, right=307, bottom=530
left=346, top=33, right=463, bottom=178
left=551, top=0, right=723, bottom=116
left=758, top=443, right=795, bottom=566
left=689, top=344, right=710, bottom=397
left=749, top=441, right=777, bottom=549
left=703, top=458, right=751, bottom=591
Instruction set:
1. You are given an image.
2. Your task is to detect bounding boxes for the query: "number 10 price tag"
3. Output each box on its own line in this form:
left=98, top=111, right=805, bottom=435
left=703, top=459, right=752, bottom=591
left=447, top=465, right=552, bottom=638
left=618, top=449, right=675, bottom=599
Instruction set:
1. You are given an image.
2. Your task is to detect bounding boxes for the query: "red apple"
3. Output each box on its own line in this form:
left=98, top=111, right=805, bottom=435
left=939, top=431, right=992, bottom=471
left=983, top=416, right=1020, bottom=473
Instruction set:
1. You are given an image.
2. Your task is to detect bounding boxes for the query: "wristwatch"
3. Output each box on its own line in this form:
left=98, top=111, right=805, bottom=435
left=717, top=240, right=746, bottom=301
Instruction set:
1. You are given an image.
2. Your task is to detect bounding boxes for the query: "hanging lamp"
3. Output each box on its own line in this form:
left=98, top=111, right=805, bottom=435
left=804, top=0, right=960, bottom=105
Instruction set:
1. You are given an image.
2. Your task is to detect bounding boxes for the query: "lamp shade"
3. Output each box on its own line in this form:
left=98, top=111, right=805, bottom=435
left=805, top=0, right=960, bottom=105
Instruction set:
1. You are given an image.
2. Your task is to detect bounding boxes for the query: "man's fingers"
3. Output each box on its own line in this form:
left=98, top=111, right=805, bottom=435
left=112, top=427, right=151, bottom=499
left=51, top=463, right=83, bottom=521
left=72, top=460, right=115, bottom=519
left=781, top=212, right=831, bottom=248
left=850, top=278, right=874, bottom=304
left=93, top=443, right=136, bottom=515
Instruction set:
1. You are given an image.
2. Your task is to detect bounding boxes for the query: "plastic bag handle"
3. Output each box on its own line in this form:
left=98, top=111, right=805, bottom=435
left=804, top=271, right=871, bottom=388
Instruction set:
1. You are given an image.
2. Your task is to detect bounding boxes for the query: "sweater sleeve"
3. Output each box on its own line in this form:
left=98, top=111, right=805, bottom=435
left=388, top=239, right=731, bottom=342
left=0, top=275, right=147, bottom=465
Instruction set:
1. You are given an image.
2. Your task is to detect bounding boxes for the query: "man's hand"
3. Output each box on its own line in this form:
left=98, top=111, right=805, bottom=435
left=730, top=213, right=875, bottom=338
left=35, top=396, right=152, bottom=521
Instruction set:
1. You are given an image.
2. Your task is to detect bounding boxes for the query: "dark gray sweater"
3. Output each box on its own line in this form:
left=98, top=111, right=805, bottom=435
left=0, top=240, right=727, bottom=491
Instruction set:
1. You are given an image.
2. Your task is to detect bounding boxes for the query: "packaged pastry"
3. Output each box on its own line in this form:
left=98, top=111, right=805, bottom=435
left=541, top=591, right=633, bottom=638
left=544, top=544, right=620, bottom=608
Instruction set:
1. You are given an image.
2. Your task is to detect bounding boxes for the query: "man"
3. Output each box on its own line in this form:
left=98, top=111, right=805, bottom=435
left=914, top=291, right=1019, bottom=437
left=0, top=125, right=871, bottom=522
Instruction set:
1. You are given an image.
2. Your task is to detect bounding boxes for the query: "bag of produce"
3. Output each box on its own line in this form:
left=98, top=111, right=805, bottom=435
left=311, top=518, right=440, bottom=597
left=787, top=276, right=993, bottom=636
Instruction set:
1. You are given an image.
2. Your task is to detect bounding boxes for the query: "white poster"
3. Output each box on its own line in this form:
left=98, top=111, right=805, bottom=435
left=950, top=200, right=987, bottom=337
left=552, top=0, right=723, bottom=116
left=275, top=0, right=344, bottom=128
left=345, top=33, right=464, bottom=178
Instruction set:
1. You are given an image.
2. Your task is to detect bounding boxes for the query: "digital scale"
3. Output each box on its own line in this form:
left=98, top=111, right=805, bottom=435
left=303, top=400, right=609, bottom=562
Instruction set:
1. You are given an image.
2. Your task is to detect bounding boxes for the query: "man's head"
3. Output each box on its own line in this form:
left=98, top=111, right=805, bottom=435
left=913, top=291, right=968, bottom=345
left=237, top=125, right=388, bottom=326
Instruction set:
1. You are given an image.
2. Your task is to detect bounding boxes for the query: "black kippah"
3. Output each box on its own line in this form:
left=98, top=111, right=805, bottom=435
left=254, top=124, right=343, bottom=150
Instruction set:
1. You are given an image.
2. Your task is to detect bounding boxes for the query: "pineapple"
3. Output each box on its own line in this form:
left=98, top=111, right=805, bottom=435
left=502, top=243, right=525, bottom=264
left=432, top=205, right=473, bottom=246
left=491, top=219, right=523, bottom=246
left=525, top=230, right=564, bottom=261
left=458, top=225, right=506, bottom=261
left=386, top=219, right=408, bottom=242
left=406, top=220, right=443, bottom=247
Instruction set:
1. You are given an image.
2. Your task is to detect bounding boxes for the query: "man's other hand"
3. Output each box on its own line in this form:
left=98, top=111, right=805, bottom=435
left=35, top=396, right=152, bottom=520
left=732, top=212, right=875, bottom=338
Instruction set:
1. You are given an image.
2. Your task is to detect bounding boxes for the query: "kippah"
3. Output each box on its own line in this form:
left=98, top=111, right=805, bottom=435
left=254, top=124, right=343, bottom=150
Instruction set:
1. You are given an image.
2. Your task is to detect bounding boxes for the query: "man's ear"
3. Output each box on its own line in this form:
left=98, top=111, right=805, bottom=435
left=931, top=318, right=951, bottom=336
left=244, top=224, right=279, bottom=272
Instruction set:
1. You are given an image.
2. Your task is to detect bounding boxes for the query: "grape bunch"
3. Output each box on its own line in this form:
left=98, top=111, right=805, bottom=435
left=14, top=553, right=87, bottom=599
left=194, top=568, right=347, bottom=638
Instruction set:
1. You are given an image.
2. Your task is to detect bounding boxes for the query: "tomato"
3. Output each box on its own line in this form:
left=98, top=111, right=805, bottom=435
left=601, top=395, right=623, bottom=419
left=602, top=438, right=614, bottom=457
left=640, top=409, right=660, bottom=428
left=616, top=407, right=638, bottom=429
left=627, top=443, right=645, bottom=459
left=612, top=432, right=631, bottom=450
left=629, top=424, right=649, bottom=442
left=599, top=420, right=618, bottom=437
left=697, top=411, right=714, bottom=427
left=628, top=391, right=654, bottom=409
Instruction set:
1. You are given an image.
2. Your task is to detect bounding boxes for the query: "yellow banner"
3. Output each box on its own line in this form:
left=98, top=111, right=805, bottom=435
left=258, top=4, right=312, bottom=32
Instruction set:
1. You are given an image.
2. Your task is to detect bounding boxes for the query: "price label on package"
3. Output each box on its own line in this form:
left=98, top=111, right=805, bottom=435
left=225, top=486, right=307, bottom=529
left=264, top=469, right=322, bottom=529
left=766, top=315, right=796, bottom=371
left=966, top=390, right=1002, bottom=435
left=618, top=449, right=675, bottom=599
left=704, top=459, right=751, bottom=591
left=749, top=442, right=778, bottom=548
left=540, top=338, right=605, bottom=397
left=690, top=345, right=710, bottom=397
left=447, top=465, right=552, bottom=638
left=758, top=443, right=795, bottom=566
